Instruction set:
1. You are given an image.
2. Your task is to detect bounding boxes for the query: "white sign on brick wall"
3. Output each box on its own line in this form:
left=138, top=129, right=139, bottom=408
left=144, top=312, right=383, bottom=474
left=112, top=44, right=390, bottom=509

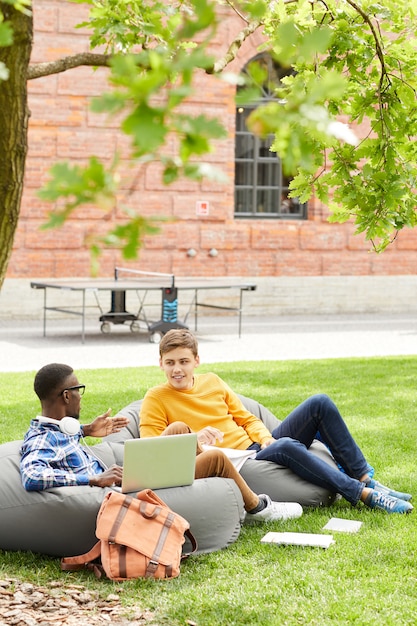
left=196, top=200, right=209, bottom=216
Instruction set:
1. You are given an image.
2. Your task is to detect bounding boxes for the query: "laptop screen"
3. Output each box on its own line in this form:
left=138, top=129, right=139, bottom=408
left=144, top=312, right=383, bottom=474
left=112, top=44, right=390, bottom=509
left=121, top=433, right=197, bottom=493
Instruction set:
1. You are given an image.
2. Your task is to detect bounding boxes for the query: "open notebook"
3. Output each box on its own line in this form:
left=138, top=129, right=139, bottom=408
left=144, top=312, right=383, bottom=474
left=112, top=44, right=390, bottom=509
left=201, top=445, right=256, bottom=471
left=121, top=433, right=197, bottom=493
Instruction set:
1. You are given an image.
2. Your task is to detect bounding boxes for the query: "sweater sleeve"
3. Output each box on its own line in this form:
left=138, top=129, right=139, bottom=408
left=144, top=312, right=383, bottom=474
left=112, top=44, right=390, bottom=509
left=139, top=389, right=169, bottom=438
left=222, top=381, right=273, bottom=445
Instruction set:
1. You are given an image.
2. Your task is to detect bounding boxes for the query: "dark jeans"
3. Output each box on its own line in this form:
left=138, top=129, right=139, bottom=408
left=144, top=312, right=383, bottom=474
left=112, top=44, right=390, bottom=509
left=255, top=394, right=369, bottom=505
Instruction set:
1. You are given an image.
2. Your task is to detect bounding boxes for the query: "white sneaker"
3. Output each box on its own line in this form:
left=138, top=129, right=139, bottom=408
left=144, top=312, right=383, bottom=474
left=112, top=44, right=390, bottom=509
left=246, top=494, right=303, bottom=522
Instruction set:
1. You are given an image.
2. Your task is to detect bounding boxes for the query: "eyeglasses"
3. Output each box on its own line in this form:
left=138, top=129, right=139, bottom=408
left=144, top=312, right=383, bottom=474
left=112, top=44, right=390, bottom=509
left=60, top=385, right=86, bottom=397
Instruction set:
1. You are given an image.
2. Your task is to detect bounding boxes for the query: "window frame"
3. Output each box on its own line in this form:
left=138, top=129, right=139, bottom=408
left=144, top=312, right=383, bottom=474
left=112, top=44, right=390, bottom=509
left=234, top=55, right=307, bottom=220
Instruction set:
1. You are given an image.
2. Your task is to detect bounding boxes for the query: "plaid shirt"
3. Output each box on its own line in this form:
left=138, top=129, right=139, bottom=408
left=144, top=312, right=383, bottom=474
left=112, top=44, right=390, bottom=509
left=20, top=418, right=106, bottom=491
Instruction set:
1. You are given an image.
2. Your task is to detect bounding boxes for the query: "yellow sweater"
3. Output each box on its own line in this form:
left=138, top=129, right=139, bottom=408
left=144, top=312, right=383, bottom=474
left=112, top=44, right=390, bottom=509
left=139, top=372, right=272, bottom=450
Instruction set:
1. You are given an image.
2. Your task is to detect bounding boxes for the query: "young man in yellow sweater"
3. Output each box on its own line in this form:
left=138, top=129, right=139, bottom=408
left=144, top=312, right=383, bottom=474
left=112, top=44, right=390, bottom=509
left=140, top=329, right=413, bottom=515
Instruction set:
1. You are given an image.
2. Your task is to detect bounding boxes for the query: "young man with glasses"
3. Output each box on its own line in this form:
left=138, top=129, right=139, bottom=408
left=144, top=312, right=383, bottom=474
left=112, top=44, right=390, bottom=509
left=20, top=363, right=129, bottom=491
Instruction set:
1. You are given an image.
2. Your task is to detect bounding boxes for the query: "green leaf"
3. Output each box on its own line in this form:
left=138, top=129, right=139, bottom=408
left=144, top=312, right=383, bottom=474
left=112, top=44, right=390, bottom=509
left=122, top=104, right=167, bottom=154
left=102, top=214, right=161, bottom=259
left=0, top=21, right=13, bottom=47
left=38, top=157, right=117, bottom=228
left=177, top=0, right=216, bottom=40
left=298, top=27, right=334, bottom=61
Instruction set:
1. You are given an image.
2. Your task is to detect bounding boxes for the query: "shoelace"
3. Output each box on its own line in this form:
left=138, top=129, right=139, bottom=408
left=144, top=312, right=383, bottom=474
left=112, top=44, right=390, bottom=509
left=373, top=492, right=397, bottom=510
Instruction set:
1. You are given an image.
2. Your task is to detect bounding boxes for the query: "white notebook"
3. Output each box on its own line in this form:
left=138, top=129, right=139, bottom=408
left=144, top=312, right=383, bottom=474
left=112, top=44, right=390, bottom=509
left=322, top=517, right=363, bottom=533
left=261, top=532, right=335, bottom=549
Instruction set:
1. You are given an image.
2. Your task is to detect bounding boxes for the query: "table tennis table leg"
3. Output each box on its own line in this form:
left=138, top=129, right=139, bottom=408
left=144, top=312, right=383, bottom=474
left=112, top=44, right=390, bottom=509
left=81, top=290, right=86, bottom=344
left=189, top=287, right=245, bottom=337
left=192, top=289, right=199, bottom=332
left=42, top=289, right=47, bottom=337
left=238, top=288, right=243, bottom=338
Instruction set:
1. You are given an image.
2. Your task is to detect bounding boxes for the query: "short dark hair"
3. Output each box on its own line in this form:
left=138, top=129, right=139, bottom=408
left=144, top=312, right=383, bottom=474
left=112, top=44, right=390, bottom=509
left=159, top=329, right=198, bottom=358
left=34, top=363, right=74, bottom=401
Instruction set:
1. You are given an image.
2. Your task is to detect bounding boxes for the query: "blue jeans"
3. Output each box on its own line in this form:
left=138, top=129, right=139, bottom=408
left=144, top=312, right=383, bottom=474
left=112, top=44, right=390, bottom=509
left=255, top=394, right=370, bottom=505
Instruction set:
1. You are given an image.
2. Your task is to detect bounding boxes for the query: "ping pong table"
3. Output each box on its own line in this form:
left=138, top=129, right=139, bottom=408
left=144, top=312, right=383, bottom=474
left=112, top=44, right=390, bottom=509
left=30, top=268, right=257, bottom=343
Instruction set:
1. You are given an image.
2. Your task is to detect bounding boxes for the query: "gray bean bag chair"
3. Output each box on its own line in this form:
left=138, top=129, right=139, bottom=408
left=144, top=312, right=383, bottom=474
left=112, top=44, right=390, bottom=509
left=0, top=439, right=244, bottom=558
left=106, top=395, right=339, bottom=508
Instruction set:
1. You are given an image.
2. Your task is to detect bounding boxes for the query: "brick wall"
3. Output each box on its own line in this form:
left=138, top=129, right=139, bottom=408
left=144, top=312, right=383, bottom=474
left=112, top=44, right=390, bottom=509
left=6, top=0, right=417, bottom=281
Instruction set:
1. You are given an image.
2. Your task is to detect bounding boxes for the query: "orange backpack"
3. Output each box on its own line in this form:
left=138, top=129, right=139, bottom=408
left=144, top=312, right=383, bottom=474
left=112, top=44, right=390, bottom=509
left=61, top=489, right=197, bottom=581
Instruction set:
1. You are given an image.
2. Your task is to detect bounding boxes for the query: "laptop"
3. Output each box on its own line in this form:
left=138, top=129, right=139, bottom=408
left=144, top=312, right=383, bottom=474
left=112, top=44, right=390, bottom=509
left=121, top=433, right=197, bottom=493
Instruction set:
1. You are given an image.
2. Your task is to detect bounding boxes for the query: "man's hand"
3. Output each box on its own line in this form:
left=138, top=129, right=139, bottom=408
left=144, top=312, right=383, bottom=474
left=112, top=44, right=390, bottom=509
left=261, top=437, right=275, bottom=449
left=83, top=409, right=129, bottom=438
left=197, top=426, right=224, bottom=446
left=88, top=465, right=123, bottom=488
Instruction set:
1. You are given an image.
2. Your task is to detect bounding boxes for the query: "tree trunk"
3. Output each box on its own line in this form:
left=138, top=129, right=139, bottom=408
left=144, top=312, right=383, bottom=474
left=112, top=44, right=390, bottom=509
left=0, top=3, right=32, bottom=289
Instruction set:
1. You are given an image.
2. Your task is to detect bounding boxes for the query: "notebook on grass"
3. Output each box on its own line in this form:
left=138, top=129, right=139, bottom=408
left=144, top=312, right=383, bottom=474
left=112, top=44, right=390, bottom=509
left=121, top=433, right=197, bottom=493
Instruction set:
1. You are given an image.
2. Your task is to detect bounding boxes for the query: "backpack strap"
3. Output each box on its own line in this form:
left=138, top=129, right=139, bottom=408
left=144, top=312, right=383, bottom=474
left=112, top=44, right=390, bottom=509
left=144, top=510, right=175, bottom=578
left=61, top=541, right=104, bottom=579
left=109, top=494, right=133, bottom=541
left=182, top=529, right=198, bottom=559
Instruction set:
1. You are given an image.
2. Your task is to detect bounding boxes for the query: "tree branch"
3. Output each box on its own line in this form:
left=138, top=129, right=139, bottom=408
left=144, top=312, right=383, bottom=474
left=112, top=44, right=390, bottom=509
left=345, top=0, right=388, bottom=88
left=206, top=0, right=301, bottom=75
left=27, top=52, right=112, bottom=80
left=207, top=19, right=261, bottom=74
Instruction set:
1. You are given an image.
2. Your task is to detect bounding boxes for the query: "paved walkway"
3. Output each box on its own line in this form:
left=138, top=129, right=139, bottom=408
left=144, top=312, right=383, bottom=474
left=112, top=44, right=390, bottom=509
left=1, top=312, right=417, bottom=372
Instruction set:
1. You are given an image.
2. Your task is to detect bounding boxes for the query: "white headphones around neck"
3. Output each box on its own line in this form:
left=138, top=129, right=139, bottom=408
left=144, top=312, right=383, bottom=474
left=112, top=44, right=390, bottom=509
left=37, top=416, right=81, bottom=436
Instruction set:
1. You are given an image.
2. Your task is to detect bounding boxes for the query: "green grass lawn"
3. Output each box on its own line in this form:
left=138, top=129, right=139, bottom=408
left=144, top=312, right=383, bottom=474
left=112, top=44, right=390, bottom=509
left=1, top=356, right=417, bottom=625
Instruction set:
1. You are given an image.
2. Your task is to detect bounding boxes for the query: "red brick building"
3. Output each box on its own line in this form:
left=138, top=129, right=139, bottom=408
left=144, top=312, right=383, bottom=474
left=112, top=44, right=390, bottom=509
left=6, top=0, right=417, bottom=284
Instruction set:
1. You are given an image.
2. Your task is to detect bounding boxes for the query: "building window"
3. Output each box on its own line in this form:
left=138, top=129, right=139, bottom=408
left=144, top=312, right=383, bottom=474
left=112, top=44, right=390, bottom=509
left=234, top=55, right=306, bottom=219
